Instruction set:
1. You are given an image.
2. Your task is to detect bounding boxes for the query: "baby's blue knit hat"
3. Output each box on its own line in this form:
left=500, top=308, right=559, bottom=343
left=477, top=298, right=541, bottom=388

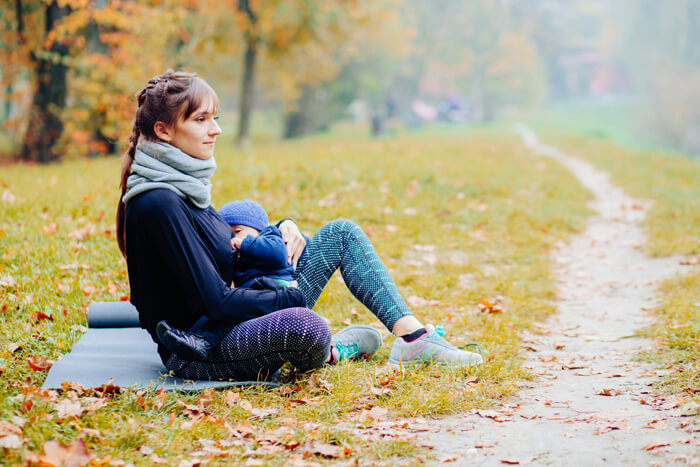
left=218, top=200, right=269, bottom=232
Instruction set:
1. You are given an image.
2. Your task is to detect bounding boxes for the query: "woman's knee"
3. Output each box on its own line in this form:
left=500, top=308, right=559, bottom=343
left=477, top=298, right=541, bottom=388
left=277, top=307, right=331, bottom=350
left=275, top=307, right=331, bottom=371
left=327, top=218, right=359, bottom=232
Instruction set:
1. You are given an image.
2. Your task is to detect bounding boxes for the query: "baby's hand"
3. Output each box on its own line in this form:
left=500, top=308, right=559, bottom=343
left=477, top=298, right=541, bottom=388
left=231, top=237, right=243, bottom=250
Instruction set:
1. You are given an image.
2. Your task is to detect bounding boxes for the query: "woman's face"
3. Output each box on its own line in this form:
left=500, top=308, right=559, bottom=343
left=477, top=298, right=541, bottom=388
left=159, top=99, right=221, bottom=160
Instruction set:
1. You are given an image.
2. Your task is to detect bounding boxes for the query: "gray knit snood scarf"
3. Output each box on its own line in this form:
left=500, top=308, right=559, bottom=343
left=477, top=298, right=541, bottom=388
left=122, top=139, right=217, bottom=209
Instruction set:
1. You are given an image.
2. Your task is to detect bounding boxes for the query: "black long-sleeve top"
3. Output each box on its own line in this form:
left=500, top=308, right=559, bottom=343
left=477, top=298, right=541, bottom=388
left=124, top=189, right=304, bottom=363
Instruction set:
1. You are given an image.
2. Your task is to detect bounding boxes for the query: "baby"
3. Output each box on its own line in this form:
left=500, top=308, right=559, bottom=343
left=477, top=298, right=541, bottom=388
left=157, top=199, right=307, bottom=360
left=223, top=199, right=300, bottom=289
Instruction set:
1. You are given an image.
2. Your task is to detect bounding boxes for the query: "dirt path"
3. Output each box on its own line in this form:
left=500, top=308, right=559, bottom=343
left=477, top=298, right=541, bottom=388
left=425, top=126, right=699, bottom=465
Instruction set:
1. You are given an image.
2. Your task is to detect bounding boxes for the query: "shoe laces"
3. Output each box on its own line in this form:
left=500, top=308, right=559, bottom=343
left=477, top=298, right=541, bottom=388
left=425, top=324, right=446, bottom=337
left=335, top=342, right=359, bottom=360
left=427, top=324, right=484, bottom=359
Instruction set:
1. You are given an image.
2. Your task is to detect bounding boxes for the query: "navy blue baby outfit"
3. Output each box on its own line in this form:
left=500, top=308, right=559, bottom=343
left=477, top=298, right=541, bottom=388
left=232, top=225, right=307, bottom=288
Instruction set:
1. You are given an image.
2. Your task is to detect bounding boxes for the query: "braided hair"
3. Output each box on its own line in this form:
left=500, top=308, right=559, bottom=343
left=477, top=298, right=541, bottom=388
left=116, top=70, right=218, bottom=257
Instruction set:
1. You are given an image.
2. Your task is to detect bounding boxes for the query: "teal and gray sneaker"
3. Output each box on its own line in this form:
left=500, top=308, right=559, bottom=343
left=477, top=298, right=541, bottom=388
left=330, top=325, right=383, bottom=362
left=388, top=324, right=483, bottom=367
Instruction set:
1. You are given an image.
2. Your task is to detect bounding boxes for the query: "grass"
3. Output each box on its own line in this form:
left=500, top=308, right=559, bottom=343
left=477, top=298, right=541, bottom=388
left=519, top=97, right=661, bottom=153
left=0, top=128, right=592, bottom=465
left=540, top=134, right=700, bottom=401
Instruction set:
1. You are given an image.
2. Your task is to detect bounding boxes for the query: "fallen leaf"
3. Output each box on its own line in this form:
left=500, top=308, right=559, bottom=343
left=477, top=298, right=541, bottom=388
left=249, top=407, right=279, bottom=420
left=677, top=401, right=700, bottom=416
left=39, top=440, right=93, bottom=466
left=1, top=189, right=17, bottom=203
left=197, top=388, right=216, bottom=407
left=58, top=263, right=92, bottom=271
left=69, top=223, right=96, bottom=242
left=477, top=296, right=504, bottom=314
left=370, top=386, right=392, bottom=396
left=318, top=192, right=337, bottom=207
left=56, top=399, right=84, bottom=418
left=406, top=295, right=441, bottom=307
left=224, top=390, right=241, bottom=406
left=597, top=388, right=622, bottom=396
left=83, top=397, right=109, bottom=413
left=6, top=342, right=22, bottom=353
left=643, top=441, right=671, bottom=451
left=177, top=400, right=208, bottom=420
left=301, top=440, right=349, bottom=458
left=474, top=440, right=498, bottom=448
left=29, top=311, right=54, bottom=322
left=239, top=399, right=253, bottom=411
left=0, top=434, right=22, bottom=449
left=476, top=410, right=503, bottom=421
left=642, top=419, right=669, bottom=430
left=594, top=422, right=628, bottom=435
left=42, top=223, right=59, bottom=235
left=28, top=355, right=53, bottom=372
left=679, top=257, right=698, bottom=266
left=0, top=275, right=17, bottom=289
left=0, top=421, right=22, bottom=437
left=93, top=378, right=120, bottom=395
left=367, top=406, right=388, bottom=421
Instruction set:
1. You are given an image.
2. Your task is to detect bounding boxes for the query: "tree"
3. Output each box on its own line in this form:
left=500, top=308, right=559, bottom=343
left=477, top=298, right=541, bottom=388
left=233, top=0, right=408, bottom=144
left=12, top=1, right=70, bottom=163
left=614, top=0, right=700, bottom=154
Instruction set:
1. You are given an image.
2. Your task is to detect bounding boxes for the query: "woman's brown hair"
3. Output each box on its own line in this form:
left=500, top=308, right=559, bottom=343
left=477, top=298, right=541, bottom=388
left=116, top=70, right=218, bottom=257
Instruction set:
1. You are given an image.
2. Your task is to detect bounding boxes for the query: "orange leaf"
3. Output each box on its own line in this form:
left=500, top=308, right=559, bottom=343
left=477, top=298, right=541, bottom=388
left=40, top=440, right=92, bottom=467
left=28, top=356, right=53, bottom=372
left=301, top=440, right=348, bottom=458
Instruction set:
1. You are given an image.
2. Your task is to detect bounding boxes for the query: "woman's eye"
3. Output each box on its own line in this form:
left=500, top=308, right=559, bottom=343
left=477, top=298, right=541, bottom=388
left=213, top=116, right=219, bottom=121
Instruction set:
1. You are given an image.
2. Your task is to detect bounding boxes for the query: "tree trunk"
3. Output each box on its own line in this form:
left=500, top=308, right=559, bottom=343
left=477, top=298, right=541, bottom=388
left=22, top=1, right=69, bottom=163
left=236, top=38, right=256, bottom=148
left=236, top=0, right=257, bottom=149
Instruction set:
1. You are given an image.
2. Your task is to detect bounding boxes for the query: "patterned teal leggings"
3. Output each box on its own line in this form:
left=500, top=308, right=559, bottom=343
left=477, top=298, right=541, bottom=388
left=295, top=218, right=412, bottom=331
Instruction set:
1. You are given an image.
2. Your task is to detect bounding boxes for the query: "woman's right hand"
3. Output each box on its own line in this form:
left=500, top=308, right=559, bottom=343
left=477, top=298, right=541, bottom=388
left=278, top=220, right=306, bottom=269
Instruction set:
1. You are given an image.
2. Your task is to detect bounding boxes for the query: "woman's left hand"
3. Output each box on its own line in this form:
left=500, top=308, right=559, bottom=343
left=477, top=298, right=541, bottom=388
left=279, top=219, right=306, bottom=269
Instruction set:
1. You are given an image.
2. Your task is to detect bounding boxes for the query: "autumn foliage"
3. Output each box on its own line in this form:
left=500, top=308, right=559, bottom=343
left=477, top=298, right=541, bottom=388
left=1, top=0, right=408, bottom=160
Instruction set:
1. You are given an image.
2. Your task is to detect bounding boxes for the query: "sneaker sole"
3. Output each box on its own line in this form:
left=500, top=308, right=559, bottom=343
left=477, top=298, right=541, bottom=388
left=387, top=352, right=484, bottom=367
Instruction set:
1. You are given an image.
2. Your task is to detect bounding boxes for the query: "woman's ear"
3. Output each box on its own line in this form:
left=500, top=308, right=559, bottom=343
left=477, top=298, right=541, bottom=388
left=153, top=121, right=172, bottom=142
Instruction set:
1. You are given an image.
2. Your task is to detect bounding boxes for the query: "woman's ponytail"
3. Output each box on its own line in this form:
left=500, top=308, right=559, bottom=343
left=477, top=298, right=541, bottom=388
left=116, top=122, right=140, bottom=257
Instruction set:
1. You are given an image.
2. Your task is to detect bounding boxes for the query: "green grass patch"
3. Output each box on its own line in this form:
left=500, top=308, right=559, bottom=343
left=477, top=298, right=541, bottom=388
left=542, top=134, right=700, bottom=401
left=520, top=98, right=662, bottom=152
left=0, top=129, right=589, bottom=464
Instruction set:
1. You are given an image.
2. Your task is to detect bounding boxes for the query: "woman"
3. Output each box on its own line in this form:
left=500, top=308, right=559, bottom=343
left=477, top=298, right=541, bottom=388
left=116, top=71, right=482, bottom=382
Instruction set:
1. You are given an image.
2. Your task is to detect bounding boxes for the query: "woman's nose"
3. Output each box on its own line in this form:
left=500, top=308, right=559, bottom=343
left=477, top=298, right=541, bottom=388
left=210, top=120, right=222, bottom=136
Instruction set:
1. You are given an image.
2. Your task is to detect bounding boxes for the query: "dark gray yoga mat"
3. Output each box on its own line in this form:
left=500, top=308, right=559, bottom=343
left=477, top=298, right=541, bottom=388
left=42, top=301, right=279, bottom=391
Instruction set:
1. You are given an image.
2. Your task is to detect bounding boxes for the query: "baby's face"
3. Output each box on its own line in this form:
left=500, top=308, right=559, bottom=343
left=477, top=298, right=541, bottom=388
left=231, top=224, right=260, bottom=240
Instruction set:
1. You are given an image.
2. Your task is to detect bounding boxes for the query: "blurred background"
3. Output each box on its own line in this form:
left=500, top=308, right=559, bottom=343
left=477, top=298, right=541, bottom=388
left=1, top=0, right=699, bottom=162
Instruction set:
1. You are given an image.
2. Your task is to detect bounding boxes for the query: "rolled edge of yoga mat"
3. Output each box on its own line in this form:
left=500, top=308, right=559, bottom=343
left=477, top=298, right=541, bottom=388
left=88, top=301, right=141, bottom=328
